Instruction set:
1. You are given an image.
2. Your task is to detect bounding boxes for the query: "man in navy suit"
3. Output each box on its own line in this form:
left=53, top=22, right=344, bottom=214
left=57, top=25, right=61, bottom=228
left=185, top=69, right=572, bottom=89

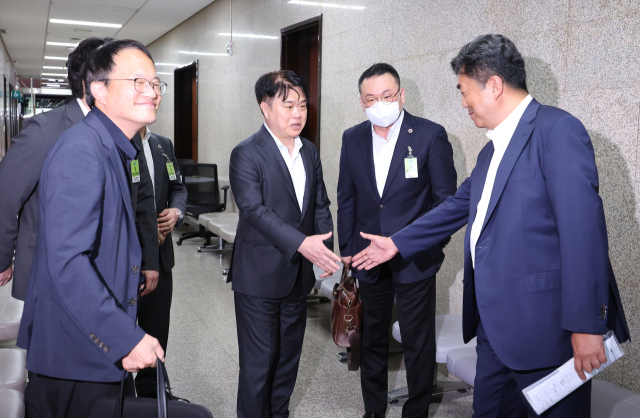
left=352, top=34, right=629, bottom=417
left=337, top=63, right=457, bottom=418
left=229, top=70, right=340, bottom=418
left=17, top=39, right=166, bottom=418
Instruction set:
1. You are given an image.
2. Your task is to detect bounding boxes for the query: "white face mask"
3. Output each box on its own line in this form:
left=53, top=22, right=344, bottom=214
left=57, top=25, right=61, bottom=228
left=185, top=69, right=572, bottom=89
left=365, top=100, right=401, bottom=128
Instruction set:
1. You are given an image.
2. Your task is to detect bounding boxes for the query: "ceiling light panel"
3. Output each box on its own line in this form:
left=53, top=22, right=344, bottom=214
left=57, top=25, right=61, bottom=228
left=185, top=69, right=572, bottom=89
left=46, top=42, right=78, bottom=47
left=42, top=73, right=68, bottom=77
left=218, top=33, right=279, bottom=40
left=45, top=56, right=68, bottom=61
left=179, top=51, right=227, bottom=56
left=50, top=19, right=122, bottom=28
left=288, top=0, right=366, bottom=9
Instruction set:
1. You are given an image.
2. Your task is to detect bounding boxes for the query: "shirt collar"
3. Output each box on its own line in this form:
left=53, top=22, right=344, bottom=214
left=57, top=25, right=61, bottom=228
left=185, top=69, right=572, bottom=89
left=371, top=109, right=405, bottom=143
left=77, top=98, right=90, bottom=116
left=142, top=127, right=151, bottom=144
left=486, top=95, right=533, bottom=152
left=263, top=123, right=303, bottom=155
left=91, top=106, right=139, bottom=160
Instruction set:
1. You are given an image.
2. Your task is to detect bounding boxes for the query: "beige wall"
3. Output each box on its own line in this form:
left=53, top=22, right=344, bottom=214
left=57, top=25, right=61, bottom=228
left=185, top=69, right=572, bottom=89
left=148, top=0, right=640, bottom=392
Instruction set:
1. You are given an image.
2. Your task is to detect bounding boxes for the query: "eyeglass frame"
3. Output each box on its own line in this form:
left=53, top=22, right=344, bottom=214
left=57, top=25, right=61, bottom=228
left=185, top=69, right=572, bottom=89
left=360, top=88, right=402, bottom=108
left=98, top=78, right=168, bottom=96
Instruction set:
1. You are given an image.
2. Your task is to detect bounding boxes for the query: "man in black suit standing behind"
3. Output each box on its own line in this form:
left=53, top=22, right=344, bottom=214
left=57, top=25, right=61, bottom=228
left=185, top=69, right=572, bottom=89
left=132, top=114, right=188, bottom=397
left=0, top=37, right=107, bottom=297
left=229, top=70, right=341, bottom=418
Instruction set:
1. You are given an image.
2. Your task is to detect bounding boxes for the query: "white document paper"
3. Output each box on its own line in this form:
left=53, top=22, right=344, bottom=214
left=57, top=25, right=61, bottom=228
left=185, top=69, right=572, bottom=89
left=522, top=331, right=624, bottom=415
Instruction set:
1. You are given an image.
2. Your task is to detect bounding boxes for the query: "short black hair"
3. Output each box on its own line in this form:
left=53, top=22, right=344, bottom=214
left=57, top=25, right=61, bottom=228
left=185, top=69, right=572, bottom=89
left=84, top=39, right=154, bottom=108
left=358, top=63, right=401, bottom=93
left=66, top=37, right=112, bottom=99
left=450, top=34, right=527, bottom=92
left=254, top=70, right=309, bottom=112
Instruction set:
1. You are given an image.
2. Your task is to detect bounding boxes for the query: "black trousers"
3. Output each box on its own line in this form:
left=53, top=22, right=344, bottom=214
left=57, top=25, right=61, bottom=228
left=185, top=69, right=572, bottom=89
left=135, top=266, right=173, bottom=397
left=25, top=371, right=134, bottom=418
left=234, top=270, right=306, bottom=418
left=359, top=263, right=437, bottom=417
left=473, top=320, right=591, bottom=418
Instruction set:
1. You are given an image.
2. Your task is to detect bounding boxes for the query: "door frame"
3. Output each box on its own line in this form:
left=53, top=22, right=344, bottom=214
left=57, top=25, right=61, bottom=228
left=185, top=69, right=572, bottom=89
left=173, top=60, right=198, bottom=161
left=281, top=15, right=322, bottom=152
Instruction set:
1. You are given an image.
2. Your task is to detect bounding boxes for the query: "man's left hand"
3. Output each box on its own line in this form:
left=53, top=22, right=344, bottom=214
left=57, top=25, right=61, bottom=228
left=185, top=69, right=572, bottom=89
left=0, top=265, right=13, bottom=287
left=141, top=270, right=159, bottom=297
left=572, top=332, right=607, bottom=381
left=158, top=208, right=180, bottom=233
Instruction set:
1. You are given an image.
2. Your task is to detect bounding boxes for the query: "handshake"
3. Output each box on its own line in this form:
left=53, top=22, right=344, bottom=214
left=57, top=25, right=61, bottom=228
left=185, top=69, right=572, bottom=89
left=297, top=231, right=399, bottom=276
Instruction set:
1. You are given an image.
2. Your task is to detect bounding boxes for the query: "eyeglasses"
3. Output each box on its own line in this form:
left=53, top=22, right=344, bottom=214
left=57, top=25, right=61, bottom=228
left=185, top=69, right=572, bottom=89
left=361, top=88, right=400, bottom=107
left=99, top=78, right=167, bottom=96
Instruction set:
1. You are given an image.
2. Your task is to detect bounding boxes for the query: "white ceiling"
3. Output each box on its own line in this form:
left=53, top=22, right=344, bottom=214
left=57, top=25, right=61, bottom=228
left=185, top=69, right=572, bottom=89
left=0, top=0, right=215, bottom=86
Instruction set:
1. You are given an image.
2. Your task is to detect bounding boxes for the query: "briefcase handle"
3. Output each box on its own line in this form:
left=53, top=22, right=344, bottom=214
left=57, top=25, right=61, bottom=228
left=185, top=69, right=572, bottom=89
left=114, top=359, right=171, bottom=418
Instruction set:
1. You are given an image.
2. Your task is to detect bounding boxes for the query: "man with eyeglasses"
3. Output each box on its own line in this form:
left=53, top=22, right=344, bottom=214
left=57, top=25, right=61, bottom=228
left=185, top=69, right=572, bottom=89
left=337, top=63, right=457, bottom=418
left=17, top=39, right=165, bottom=417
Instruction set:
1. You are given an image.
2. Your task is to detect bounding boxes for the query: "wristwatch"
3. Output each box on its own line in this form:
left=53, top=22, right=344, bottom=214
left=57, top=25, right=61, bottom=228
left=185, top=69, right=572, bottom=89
left=176, top=209, right=184, bottom=221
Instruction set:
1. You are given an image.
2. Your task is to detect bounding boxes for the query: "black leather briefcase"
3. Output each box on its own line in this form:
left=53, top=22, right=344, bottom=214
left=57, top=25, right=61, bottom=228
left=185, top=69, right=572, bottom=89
left=87, top=359, right=212, bottom=418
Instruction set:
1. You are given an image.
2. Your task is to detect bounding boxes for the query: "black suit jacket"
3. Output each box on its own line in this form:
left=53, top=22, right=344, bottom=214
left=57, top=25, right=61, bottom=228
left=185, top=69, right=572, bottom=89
left=337, top=111, right=457, bottom=284
left=229, top=125, right=334, bottom=298
left=132, top=132, right=188, bottom=271
left=0, top=99, right=84, bottom=300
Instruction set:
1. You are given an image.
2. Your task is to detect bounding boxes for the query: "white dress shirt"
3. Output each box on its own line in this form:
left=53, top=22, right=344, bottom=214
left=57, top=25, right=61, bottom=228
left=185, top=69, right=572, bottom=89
left=264, top=123, right=306, bottom=211
left=77, top=98, right=90, bottom=116
left=141, top=127, right=156, bottom=197
left=470, top=95, right=533, bottom=267
left=372, top=110, right=405, bottom=197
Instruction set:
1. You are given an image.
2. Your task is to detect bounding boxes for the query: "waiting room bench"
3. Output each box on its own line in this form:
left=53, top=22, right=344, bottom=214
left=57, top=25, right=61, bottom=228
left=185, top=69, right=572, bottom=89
left=0, top=282, right=23, bottom=341
left=388, top=314, right=476, bottom=403
left=0, top=349, right=27, bottom=393
left=445, top=343, right=640, bottom=417
left=197, top=212, right=238, bottom=253
left=0, top=388, right=24, bottom=418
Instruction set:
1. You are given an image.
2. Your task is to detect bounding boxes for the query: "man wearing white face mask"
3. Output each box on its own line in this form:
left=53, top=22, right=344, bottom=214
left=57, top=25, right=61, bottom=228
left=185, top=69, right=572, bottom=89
left=337, top=63, right=457, bottom=418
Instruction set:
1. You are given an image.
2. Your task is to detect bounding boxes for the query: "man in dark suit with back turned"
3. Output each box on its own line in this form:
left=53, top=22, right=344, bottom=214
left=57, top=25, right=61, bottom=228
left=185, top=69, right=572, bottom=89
left=132, top=116, right=188, bottom=397
left=338, top=63, right=457, bottom=418
left=17, top=39, right=165, bottom=418
left=229, top=70, right=341, bottom=418
left=0, top=37, right=107, bottom=297
left=0, top=36, right=160, bottom=301
left=353, top=34, right=629, bottom=417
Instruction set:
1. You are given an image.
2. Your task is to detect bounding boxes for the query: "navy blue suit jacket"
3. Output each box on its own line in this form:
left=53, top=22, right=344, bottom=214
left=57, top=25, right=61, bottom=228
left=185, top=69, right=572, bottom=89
left=17, top=111, right=146, bottom=382
left=393, top=100, right=629, bottom=370
left=337, top=111, right=457, bottom=284
left=228, top=125, right=334, bottom=298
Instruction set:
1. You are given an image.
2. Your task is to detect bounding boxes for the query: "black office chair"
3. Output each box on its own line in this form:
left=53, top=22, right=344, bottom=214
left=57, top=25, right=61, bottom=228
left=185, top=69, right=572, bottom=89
left=176, top=158, right=194, bottom=177
left=176, top=163, right=229, bottom=246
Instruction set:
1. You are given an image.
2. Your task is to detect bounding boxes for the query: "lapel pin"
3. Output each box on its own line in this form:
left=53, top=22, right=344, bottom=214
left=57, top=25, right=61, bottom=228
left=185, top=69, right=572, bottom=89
left=157, top=144, right=162, bottom=148
left=408, top=129, right=413, bottom=133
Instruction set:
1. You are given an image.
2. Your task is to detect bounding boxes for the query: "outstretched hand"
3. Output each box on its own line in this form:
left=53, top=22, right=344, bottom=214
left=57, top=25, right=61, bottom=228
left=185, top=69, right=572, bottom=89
left=351, top=232, right=399, bottom=270
left=298, top=232, right=341, bottom=277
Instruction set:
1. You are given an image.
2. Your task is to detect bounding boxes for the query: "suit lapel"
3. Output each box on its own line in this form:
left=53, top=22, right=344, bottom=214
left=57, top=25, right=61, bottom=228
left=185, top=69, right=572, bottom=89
left=357, top=123, right=379, bottom=198
left=149, top=135, right=165, bottom=208
left=87, top=115, right=135, bottom=222
left=479, top=100, right=540, bottom=235
left=256, top=125, right=299, bottom=210
left=381, top=112, right=416, bottom=199
left=64, top=98, right=85, bottom=126
left=470, top=144, right=494, bottom=225
left=300, top=144, right=313, bottom=219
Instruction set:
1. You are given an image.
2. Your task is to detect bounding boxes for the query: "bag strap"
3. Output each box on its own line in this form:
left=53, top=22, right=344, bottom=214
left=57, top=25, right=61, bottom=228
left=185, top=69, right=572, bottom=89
left=157, top=358, right=168, bottom=418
